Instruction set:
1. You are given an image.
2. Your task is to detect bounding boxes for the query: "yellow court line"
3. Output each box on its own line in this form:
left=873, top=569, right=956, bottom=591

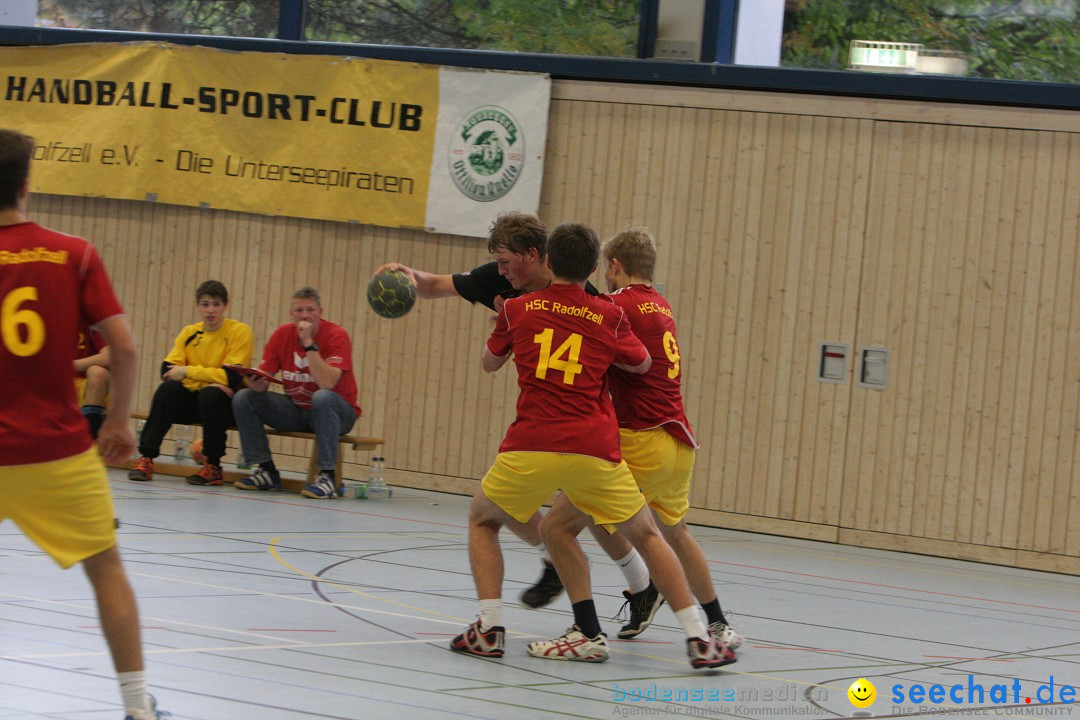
left=269, top=535, right=474, bottom=625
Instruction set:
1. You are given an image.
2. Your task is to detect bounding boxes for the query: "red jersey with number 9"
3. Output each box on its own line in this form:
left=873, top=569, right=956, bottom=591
left=487, top=282, right=648, bottom=463
left=0, top=222, right=124, bottom=465
left=605, top=285, right=697, bottom=448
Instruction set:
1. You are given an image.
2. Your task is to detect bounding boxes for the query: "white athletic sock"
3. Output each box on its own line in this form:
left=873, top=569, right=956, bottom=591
left=118, top=670, right=149, bottom=714
left=673, top=604, right=709, bottom=639
left=615, top=549, right=650, bottom=594
left=478, top=599, right=503, bottom=631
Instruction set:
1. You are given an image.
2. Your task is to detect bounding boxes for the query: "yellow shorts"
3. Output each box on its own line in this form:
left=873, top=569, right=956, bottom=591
left=74, top=377, right=110, bottom=407
left=481, top=451, right=646, bottom=527
left=620, top=427, right=696, bottom=526
left=0, top=448, right=117, bottom=568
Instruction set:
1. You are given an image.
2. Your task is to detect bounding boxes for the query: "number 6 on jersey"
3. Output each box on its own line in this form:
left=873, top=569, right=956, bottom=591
left=1, top=286, right=45, bottom=357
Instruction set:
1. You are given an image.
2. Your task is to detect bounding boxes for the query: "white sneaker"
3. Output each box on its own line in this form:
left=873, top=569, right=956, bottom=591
left=300, top=471, right=343, bottom=499
left=709, top=620, right=744, bottom=650
left=526, top=625, right=609, bottom=662
left=123, top=693, right=170, bottom=720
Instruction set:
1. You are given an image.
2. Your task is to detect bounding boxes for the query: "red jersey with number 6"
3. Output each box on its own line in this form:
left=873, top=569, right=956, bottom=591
left=0, top=222, right=124, bottom=465
left=487, top=282, right=648, bottom=463
left=605, top=285, right=697, bottom=448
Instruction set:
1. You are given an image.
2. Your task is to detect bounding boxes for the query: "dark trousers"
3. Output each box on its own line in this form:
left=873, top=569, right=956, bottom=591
left=138, top=379, right=235, bottom=465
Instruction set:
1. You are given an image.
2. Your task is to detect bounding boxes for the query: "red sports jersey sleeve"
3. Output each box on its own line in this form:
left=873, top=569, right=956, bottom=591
left=488, top=283, right=647, bottom=462
left=0, top=222, right=124, bottom=464
left=606, top=285, right=697, bottom=447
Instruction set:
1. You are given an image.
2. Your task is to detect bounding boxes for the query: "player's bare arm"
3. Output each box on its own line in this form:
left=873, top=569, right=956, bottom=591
left=482, top=346, right=510, bottom=373
left=374, top=262, right=458, bottom=299
left=614, top=356, right=652, bottom=374
left=94, top=315, right=137, bottom=464
left=74, top=345, right=111, bottom=373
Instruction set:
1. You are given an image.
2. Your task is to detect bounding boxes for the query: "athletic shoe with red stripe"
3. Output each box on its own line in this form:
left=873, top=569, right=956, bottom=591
left=687, top=633, right=737, bottom=669
left=450, top=621, right=505, bottom=658
left=526, top=625, right=609, bottom=662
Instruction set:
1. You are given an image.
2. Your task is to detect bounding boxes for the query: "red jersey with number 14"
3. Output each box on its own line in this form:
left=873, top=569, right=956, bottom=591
left=487, top=282, right=648, bottom=463
left=605, top=285, right=697, bottom=448
left=0, top=222, right=124, bottom=464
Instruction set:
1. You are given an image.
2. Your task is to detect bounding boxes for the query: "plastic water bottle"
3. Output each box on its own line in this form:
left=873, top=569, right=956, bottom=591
left=132, top=419, right=145, bottom=460
left=236, top=448, right=251, bottom=470
left=173, top=426, right=192, bottom=463
left=367, top=456, right=390, bottom=499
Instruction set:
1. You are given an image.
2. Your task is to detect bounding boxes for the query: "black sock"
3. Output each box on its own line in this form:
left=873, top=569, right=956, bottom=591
left=81, top=405, right=106, bottom=439
left=322, top=469, right=335, bottom=479
left=259, top=461, right=277, bottom=473
left=571, top=599, right=603, bottom=639
left=84, top=412, right=105, bottom=439
left=701, top=598, right=727, bottom=626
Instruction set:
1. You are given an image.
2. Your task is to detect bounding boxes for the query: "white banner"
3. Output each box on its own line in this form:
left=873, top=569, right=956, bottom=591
left=425, top=67, right=550, bottom=237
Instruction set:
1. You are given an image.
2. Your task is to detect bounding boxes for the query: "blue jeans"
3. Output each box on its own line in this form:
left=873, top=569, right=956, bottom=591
left=232, top=388, right=356, bottom=470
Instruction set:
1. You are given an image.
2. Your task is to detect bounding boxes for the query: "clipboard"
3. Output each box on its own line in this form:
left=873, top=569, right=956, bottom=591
left=226, top=365, right=283, bottom=385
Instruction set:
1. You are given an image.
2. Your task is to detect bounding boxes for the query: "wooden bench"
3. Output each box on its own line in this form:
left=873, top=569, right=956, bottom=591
left=126, top=411, right=384, bottom=493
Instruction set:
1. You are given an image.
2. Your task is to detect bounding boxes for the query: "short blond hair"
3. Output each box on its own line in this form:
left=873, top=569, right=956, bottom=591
left=603, top=228, right=657, bottom=281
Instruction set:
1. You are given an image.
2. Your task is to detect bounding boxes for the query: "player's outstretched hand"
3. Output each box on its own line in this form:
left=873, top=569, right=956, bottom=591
left=97, top=418, right=136, bottom=465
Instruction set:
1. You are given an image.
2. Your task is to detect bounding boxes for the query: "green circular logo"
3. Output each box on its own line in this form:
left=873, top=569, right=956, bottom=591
left=449, top=105, right=524, bottom=202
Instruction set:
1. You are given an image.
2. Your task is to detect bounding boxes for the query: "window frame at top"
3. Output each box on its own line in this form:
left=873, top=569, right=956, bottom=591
left=2, top=0, right=1076, bottom=112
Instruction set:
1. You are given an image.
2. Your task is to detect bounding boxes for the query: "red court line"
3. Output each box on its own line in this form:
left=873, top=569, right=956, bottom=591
left=121, top=479, right=1079, bottom=614
left=118, top=479, right=469, bottom=530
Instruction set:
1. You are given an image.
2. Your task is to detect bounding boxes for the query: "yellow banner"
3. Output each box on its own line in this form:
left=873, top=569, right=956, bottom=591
left=1, top=42, right=442, bottom=229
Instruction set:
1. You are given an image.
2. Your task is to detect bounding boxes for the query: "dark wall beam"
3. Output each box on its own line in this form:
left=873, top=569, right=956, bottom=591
left=0, top=25, right=1076, bottom=111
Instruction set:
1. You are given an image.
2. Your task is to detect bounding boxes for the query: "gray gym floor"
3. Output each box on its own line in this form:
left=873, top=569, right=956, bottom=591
left=3, top=470, right=1079, bottom=719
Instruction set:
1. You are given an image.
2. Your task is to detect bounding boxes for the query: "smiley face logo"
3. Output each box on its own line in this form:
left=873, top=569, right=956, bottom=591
left=848, top=678, right=876, bottom=708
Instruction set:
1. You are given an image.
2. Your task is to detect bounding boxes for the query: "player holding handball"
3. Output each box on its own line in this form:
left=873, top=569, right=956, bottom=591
left=451, top=222, right=732, bottom=668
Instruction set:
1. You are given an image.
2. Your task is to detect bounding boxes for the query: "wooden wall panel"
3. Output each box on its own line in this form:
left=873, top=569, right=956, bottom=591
left=26, top=79, right=1080, bottom=573
left=845, top=123, right=1080, bottom=558
left=538, top=102, right=871, bottom=527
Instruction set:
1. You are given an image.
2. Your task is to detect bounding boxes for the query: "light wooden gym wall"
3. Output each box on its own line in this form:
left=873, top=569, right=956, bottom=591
left=29, top=79, right=1079, bottom=573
